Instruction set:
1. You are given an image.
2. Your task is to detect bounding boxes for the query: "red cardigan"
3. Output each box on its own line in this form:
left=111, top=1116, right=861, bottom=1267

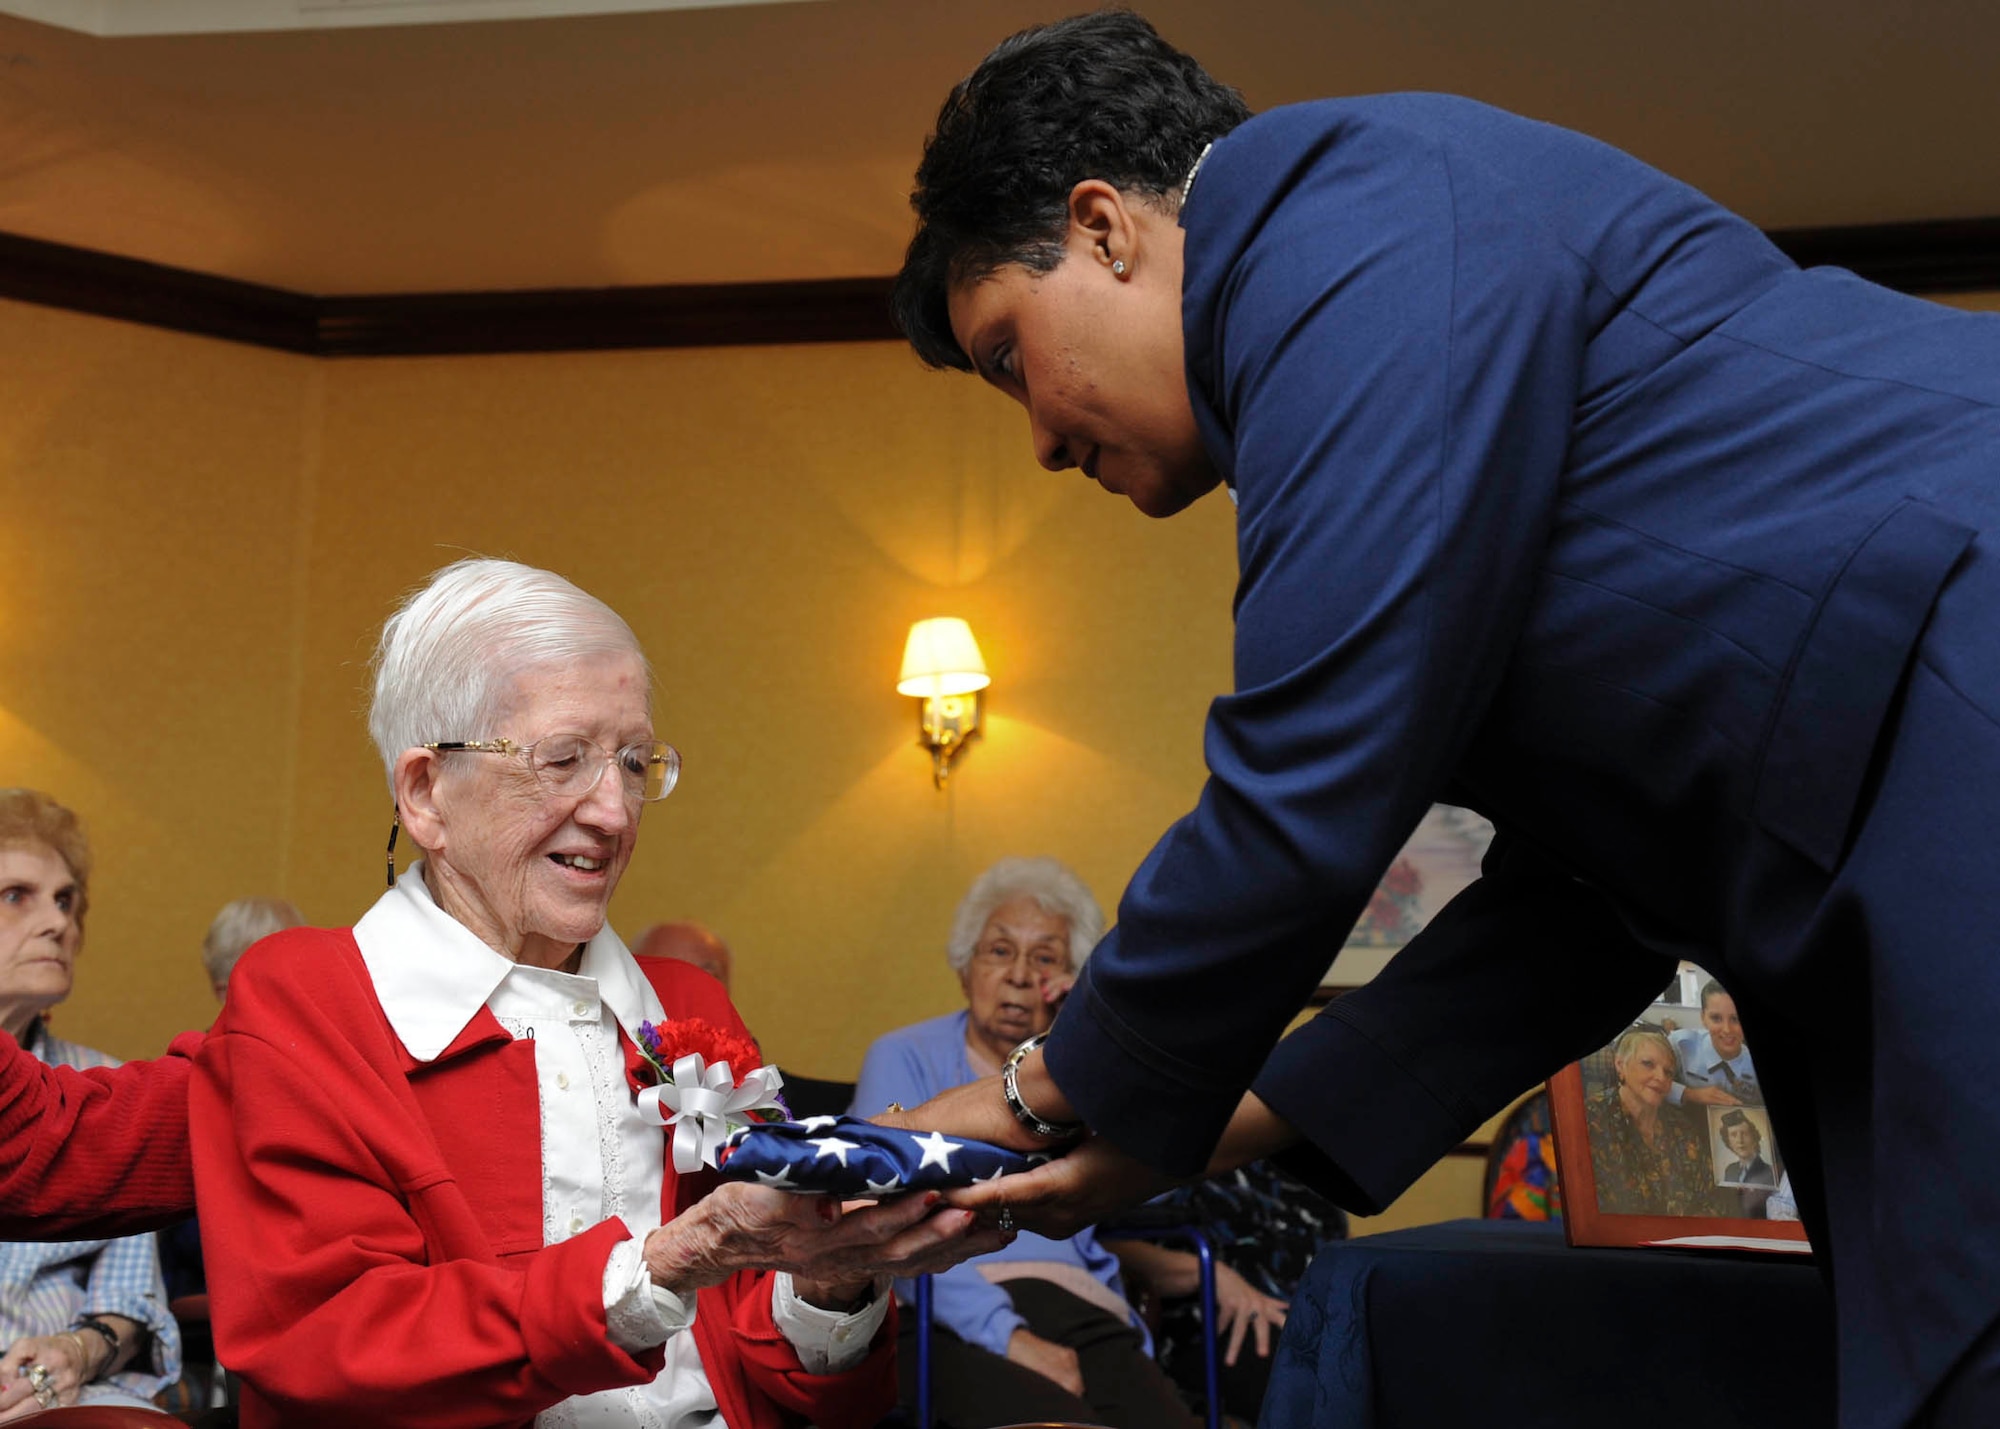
left=191, top=928, right=894, bottom=1429
left=0, top=1028, right=200, bottom=1239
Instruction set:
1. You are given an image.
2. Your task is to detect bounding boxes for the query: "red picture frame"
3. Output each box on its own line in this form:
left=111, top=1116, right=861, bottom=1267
left=1548, top=1064, right=1809, bottom=1253
left=1546, top=963, right=1811, bottom=1254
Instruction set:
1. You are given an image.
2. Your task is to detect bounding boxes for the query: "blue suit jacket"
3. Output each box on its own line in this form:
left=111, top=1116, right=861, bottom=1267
left=1043, top=96, right=2000, bottom=1427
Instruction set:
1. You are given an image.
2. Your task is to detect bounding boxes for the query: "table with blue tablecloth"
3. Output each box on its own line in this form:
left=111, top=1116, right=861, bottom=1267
left=1261, top=1219, right=1833, bottom=1428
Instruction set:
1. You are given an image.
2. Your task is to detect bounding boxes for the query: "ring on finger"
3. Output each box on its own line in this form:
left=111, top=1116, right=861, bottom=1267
left=997, top=1205, right=1015, bottom=1233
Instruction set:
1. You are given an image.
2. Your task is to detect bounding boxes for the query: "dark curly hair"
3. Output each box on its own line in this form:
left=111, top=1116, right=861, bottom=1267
left=892, top=10, right=1251, bottom=371
left=1718, top=1108, right=1762, bottom=1145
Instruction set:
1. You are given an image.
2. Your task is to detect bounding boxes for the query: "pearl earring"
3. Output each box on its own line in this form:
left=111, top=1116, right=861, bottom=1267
left=1112, top=259, right=1128, bottom=277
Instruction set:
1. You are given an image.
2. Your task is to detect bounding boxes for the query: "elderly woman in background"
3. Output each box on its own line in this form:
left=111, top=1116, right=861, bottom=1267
left=193, top=559, right=988, bottom=1429
left=0, top=789, right=180, bottom=1419
left=854, top=858, right=1274, bottom=1429
left=1584, top=1026, right=1726, bottom=1218
left=199, top=898, right=303, bottom=1002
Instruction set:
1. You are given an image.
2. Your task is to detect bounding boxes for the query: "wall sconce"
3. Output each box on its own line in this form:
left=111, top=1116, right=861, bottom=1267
left=898, top=617, right=990, bottom=789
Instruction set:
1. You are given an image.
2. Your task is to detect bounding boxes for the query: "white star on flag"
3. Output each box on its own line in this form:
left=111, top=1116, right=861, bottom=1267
left=978, top=1165, right=1007, bottom=1182
left=808, top=1136, right=861, bottom=1166
left=912, top=1130, right=962, bottom=1172
left=796, top=1115, right=839, bottom=1132
left=755, top=1163, right=797, bottom=1188
left=863, top=1174, right=904, bottom=1195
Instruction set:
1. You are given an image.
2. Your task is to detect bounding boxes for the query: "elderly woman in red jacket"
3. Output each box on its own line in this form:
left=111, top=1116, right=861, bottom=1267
left=191, top=558, right=985, bottom=1429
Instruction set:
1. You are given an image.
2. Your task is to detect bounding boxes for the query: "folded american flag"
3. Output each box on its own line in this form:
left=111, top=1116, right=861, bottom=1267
left=716, top=1114, right=1047, bottom=1195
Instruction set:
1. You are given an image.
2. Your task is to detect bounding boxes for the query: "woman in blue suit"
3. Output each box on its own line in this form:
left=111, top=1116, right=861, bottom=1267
left=880, top=12, right=2000, bottom=1426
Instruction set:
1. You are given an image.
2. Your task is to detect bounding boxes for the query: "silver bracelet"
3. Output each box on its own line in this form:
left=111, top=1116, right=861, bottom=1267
left=1001, top=1033, right=1084, bottom=1142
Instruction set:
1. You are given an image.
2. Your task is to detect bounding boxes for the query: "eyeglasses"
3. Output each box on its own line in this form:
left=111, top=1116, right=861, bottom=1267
left=424, top=734, right=682, bottom=804
left=385, top=735, right=681, bottom=887
left=974, top=942, right=1070, bottom=975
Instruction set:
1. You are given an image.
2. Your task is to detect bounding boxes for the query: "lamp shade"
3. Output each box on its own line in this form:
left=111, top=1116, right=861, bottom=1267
left=897, top=617, right=990, bottom=698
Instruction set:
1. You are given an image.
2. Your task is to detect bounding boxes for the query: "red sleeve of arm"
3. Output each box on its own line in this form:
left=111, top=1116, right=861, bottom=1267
left=0, top=1029, right=198, bottom=1238
left=193, top=1017, right=660, bottom=1427
left=697, top=1274, right=898, bottom=1429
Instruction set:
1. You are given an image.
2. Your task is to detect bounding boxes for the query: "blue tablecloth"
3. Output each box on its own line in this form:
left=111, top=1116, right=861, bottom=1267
left=1262, top=1219, right=1833, bottom=1428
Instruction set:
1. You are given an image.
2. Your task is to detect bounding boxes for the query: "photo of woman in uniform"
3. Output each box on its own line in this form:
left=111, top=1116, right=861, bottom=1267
left=1713, top=1107, right=1779, bottom=1187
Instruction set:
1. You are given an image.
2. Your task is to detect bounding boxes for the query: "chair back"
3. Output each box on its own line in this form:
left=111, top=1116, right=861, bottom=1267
left=782, top=1075, right=857, bottom=1119
left=1483, top=1088, right=1560, bottom=1219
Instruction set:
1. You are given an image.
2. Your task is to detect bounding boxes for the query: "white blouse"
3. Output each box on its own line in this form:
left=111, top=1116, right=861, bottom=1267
left=354, top=865, right=886, bottom=1428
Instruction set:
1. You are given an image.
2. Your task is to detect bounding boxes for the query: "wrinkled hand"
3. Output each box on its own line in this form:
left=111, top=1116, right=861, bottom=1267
left=1007, top=1327, right=1084, bottom=1398
left=0, top=1332, right=99, bottom=1421
left=1683, top=1085, right=1742, bottom=1107
left=1212, top=1262, right=1288, bottom=1366
left=643, top=1182, right=1010, bottom=1297
left=1038, top=971, right=1076, bottom=1009
left=813, top=1192, right=1016, bottom=1280
left=941, top=1133, right=1180, bottom=1240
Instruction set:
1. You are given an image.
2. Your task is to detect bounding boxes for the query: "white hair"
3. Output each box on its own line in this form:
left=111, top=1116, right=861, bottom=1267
left=945, top=857, right=1105, bottom=975
left=202, top=897, right=305, bottom=986
left=367, top=558, right=649, bottom=787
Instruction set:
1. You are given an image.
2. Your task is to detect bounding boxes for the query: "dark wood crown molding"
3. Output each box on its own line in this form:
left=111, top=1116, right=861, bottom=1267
left=314, top=278, right=901, bottom=356
left=0, top=229, right=898, bottom=357
left=0, top=231, right=322, bottom=353
left=2, top=218, right=1996, bottom=359
left=1765, top=216, right=2000, bottom=294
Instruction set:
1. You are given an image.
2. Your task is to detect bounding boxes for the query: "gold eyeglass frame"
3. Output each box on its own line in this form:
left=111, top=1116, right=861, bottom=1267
left=384, top=735, right=681, bottom=887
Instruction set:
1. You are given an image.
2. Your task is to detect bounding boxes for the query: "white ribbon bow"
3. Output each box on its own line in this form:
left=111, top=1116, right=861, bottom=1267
left=637, top=1052, right=787, bottom=1173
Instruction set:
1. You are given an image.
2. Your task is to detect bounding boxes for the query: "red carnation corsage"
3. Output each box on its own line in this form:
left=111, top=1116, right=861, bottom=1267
left=634, top=1018, right=789, bottom=1172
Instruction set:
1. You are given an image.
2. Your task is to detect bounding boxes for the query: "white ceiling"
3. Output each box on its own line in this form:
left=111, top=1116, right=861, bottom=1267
left=1, top=0, right=1997, bottom=293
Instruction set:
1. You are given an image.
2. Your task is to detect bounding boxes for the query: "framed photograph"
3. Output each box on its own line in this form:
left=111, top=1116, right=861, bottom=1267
left=1319, top=805, right=1494, bottom=994
left=1708, top=1105, right=1780, bottom=1188
left=1547, top=960, right=1811, bottom=1253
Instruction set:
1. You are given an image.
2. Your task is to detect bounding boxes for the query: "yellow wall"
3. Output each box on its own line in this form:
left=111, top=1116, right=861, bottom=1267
left=0, top=298, right=1238, bottom=1081
left=0, top=299, right=317, bottom=1055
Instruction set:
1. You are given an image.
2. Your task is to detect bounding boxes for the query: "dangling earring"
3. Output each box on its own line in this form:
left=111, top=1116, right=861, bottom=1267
left=1112, top=259, right=1128, bottom=277
left=385, top=807, right=401, bottom=889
